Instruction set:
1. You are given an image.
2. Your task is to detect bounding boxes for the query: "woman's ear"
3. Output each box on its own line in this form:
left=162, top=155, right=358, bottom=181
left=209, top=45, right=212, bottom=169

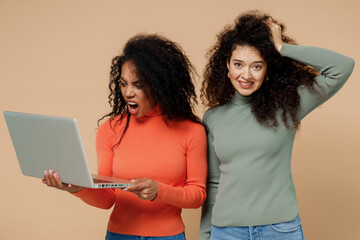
left=226, top=60, right=231, bottom=78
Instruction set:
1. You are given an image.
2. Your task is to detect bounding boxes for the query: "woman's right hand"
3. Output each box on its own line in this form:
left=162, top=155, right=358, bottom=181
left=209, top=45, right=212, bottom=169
left=265, top=17, right=283, bottom=53
left=42, top=169, right=84, bottom=193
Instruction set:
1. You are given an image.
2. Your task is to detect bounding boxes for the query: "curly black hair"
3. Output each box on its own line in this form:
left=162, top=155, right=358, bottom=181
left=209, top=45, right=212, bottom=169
left=99, top=33, right=200, bottom=143
left=201, top=10, right=319, bottom=129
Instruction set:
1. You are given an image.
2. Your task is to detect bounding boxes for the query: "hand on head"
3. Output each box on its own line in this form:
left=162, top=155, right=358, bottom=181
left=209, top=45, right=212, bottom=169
left=42, top=169, right=83, bottom=193
left=265, top=17, right=284, bottom=53
left=124, top=178, right=159, bottom=201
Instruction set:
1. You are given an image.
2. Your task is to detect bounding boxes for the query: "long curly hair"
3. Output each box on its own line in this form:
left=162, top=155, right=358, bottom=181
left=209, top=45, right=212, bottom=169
left=99, top=33, right=199, bottom=143
left=201, top=11, right=319, bottom=129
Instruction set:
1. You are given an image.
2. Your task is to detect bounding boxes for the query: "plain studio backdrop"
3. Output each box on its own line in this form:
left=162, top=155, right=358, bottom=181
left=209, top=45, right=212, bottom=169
left=1, top=0, right=359, bottom=239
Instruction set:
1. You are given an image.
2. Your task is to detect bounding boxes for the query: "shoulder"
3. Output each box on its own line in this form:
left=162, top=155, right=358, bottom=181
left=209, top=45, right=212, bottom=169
left=169, top=119, right=207, bottom=146
left=96, top=115, right=125, bottom=139
left=175, top=119, right=206, bottom=135
left=203, top=103, right=229, bottom=126
left=177, top=120, right=207, bottom=148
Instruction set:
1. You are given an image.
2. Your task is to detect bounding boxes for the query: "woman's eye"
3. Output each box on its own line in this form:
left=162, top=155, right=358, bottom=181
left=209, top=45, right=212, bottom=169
left=120, top=82, right=127, bottom=87
left=253, top=65, right=262, bottom=70
left=234, top=63, right=242, bottom=67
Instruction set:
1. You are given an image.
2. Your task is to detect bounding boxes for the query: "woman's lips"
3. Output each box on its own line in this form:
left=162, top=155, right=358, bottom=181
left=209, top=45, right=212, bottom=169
left=238, top=80, right=254, bottom=89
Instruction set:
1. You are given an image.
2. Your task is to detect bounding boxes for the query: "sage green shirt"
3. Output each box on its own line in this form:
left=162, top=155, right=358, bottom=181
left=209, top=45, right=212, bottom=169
left=199, top=43, right=355, bottom=239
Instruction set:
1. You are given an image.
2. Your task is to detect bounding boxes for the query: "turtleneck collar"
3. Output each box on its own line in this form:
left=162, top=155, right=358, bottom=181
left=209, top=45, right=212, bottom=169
left=132, top=104, right=162, bottom=120
left=230, top=90, right=252, bottom=105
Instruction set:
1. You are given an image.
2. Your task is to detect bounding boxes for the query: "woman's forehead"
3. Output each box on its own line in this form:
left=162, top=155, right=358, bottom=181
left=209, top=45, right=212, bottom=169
left=230, top=45, right=264, bottom=61
left=121, top=61, right=139, bottom=82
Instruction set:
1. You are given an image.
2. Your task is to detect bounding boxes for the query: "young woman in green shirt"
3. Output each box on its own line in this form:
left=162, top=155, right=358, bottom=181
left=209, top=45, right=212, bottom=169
left=199, top=11, right=354, bottom=240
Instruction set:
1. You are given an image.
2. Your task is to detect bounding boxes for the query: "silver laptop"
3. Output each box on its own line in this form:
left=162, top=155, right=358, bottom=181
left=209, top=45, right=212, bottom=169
left=3, top=111, right=132, bottom=189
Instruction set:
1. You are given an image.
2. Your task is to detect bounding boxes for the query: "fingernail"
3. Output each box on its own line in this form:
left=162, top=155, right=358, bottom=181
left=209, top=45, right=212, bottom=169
left=49, top=169, right=53, bottom=174
left=44, top=170, right=47, bottom=175
left=131, top=179, right=136, bottom=183
left=123, top=188, right=128, bottom=191
left=53, top=173, right=57, bottom=178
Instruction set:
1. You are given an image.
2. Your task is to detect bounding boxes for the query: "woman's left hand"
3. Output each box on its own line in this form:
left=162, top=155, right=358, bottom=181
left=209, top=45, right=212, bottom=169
left=125, top=178, right=159, bottom=201
left=266, top=18, right=283, bottom=53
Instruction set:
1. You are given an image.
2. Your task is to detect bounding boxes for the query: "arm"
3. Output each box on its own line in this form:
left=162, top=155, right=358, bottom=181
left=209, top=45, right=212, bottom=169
left=71, top=120, right=116, bottom=209
left=267, top=18, right=355, bottom=120
left=199, top=111, right=221, bottom=240
left=151, top=123, right=208, bottom=208
left=280, top=43, right=355, bottom=120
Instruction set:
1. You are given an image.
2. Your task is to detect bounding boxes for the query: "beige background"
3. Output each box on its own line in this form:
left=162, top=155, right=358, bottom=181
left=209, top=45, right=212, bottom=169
left=1, top=0, right=359, bottom=239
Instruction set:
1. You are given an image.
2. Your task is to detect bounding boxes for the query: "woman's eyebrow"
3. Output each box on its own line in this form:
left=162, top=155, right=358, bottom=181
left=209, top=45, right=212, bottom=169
left=233, top=59, right=265, bottom=63
left=119, top=76, right=143, bottom=85
left=119, top=76, right=127, bottom=82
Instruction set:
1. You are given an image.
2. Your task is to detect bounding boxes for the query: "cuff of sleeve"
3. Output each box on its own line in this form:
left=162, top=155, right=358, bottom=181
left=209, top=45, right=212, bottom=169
left=279, top=43, right=293, bottom=57
left=70, top=187, right=90, bottom=198
left=152, top=182, right=168, bottom=203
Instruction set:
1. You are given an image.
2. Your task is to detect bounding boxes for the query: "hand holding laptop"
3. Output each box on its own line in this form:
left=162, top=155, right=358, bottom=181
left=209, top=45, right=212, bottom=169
left=42, top=168, right=159, bottom=199
left=42, top=169, right=84, bottom=193
left=124, top=178, right=159, bottom=201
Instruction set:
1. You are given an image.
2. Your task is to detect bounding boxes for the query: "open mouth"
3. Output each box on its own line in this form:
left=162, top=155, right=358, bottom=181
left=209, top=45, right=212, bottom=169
left=128, top=102, right=139, bottom=114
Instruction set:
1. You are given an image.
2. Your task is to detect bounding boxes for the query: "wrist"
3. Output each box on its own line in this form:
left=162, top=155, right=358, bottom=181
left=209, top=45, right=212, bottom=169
left=67, top=185, right=84, bottom=193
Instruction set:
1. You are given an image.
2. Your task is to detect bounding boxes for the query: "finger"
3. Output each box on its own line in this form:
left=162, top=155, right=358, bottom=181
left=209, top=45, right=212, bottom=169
left=265, top=18, right=279, bottom=28
left=44, top=170, right=52, bottom=186
left=126, top=180, right=150, bottom=192
left=126, top=183, right=147, bottom=192
left=140, top=193, right=149, bottom=200
left=141, top=188, right=156, bottom=195
left=266, top=21, right=279, bottom=30
left=53, top=172, right=64, bottom=189
left=141, top=193, right=151, bottom=200
left=48, top=169, right=57, bottom=186
left=131, top=178, right=147, bottom=184
left=141, top=192, right=157, bottom=201
left=264, top=17, right=274, bottom=24
left=130, top=180, right=158, bottom=200
left=139, top=191, right=155, bottom=200
left=125, top=191, right=153, bottom=201
left=123, top=179, right=138, bottom=190
left=142, top=186, right=158, bottom=199
left=264, top=18, right=272, bottom=24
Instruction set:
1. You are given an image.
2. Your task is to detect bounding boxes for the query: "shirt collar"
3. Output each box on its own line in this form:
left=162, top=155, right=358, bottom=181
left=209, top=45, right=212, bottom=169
left=230, top=90, right=252, bottom=105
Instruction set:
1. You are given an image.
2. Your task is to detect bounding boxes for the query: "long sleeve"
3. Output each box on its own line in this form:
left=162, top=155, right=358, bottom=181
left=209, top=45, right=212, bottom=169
left=280, top=43, right=355, bottom=120
left=71, top=120, right=116, bottom=209
left=199, top=110, right=221, bottom=240
left=154, top=123, right=207, bottom=208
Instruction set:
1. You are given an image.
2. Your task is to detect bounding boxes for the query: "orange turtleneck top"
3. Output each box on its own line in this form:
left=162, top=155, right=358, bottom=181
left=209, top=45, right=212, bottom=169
left=72, top=106, right=207, bottom=237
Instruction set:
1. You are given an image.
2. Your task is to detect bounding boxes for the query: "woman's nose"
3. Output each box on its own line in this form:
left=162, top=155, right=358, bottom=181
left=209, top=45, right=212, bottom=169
left=124, top=86, right=135, bottom=98
left=241, top=68, right=251, bottom=79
